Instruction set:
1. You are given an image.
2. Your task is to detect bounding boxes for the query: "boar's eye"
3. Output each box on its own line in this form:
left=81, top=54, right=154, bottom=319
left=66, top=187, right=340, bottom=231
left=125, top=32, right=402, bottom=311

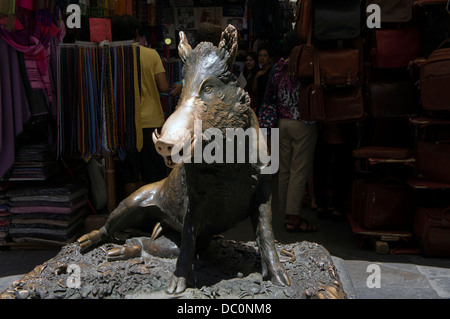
left=204, top=86, right=212, bottom=94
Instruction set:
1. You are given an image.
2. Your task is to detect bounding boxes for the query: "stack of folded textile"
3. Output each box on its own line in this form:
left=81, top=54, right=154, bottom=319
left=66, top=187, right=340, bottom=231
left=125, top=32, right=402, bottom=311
left=9, top=143, right=58, bottom=181
left=6, top=180, right=89, bottom=246
left=0, top=196, right=9, bottom=245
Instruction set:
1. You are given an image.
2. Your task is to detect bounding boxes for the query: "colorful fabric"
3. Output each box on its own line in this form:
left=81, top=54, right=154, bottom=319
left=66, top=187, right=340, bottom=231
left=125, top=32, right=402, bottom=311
left=258, top=58, right=315, bottom=132
left=0, top=7, right=64, bottom=109
left=57, top=42, right=143, bottom=159
left=0, top=37, right=31, bottom=179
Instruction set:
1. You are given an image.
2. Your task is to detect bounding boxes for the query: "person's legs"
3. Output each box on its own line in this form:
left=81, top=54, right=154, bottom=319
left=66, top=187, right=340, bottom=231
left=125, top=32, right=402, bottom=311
left=285, top=120, right=317, bottom=214
left=122, top=151, right=141, bottom=197
left=277, top=119, right=292, bottom=218
left=279, top=119, right=318, bottom=231
left=140, top=128, right=168, bottom=184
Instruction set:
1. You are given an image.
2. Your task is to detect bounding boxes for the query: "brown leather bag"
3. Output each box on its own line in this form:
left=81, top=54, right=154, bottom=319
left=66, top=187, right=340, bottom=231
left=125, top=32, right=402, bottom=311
left=415, top=140, right=450, bottom=185
left=323, top=86, right=365, bottom=123
left=290, top=2, right=314, bottom=79
left=368, top=79, right=421, bottom=118
left=366, top=0, right=413, bottom=22
left=414, top=206, right=450, bottom=257
left=418, top=39, right=450, bottom=111
left=372, top=27, right=421, bottom=68
left=358, top=178, right=416, bottom=230
left=318, top=49, right=360, bottom=86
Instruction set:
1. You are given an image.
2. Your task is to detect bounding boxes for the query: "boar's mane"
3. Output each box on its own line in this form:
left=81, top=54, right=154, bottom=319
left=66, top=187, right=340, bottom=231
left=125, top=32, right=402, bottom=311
left=182, top=42, right=251, bottom=132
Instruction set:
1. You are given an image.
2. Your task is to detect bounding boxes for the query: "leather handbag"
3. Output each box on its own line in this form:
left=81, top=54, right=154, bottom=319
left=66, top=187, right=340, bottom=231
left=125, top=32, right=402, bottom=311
left=366, top=0, right=413, bottom=22
left=372, top=28, right=421, bottom=68
left=413, top=206, right=450, bottom=257
left=358, top=178, right=416, bottom=230
left=367, top=79, right=421, bottom=118
left=322, top=86, right=365, bottom=123
left=415, top=141, right=450, bottom=185
left=417, top=39, right=450, bottom=111
left=318, top=48, right=360, bottom=86
left=314, top=0, right=362, bottom=41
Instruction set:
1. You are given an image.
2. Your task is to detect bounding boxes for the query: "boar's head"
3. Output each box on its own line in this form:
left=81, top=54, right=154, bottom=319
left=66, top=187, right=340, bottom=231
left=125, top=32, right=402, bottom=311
left=153, top=25, right=253, bottom=168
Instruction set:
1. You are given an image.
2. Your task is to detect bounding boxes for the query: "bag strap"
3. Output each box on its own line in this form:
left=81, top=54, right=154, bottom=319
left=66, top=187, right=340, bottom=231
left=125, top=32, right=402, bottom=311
left=296, top=0, right=313, bottom=43
left=288, top=45, right=303, bottom=77
left=313, top=46, right=320, bottom=86
left=437, top=38, right=450, bottom=50
left=442, top=207, right=450, bottom=228
left=306, top=5, right=313, bottom=46
left=310, top=46, right=326, bottom=121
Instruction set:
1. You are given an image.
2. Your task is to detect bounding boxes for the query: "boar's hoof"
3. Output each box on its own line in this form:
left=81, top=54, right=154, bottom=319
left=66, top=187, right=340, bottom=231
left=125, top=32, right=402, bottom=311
left=77, top=229, right=106, bottom=251
left=107, top=244, right=142, bottom=262
left=271, top=267, right=291, bottom=287
left=166, top=274, right=187, bottom=295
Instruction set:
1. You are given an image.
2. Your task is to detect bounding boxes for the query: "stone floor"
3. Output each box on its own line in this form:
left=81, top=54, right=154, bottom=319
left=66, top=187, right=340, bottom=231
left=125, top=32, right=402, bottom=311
left=223, top=206, right=450, bottom=299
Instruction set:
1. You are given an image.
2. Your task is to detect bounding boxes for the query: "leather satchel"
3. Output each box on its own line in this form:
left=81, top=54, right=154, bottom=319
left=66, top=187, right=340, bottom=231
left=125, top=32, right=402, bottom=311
left=372, top=28, right=421, bottom=68
left=318, top=49, right=360, bottom=86
left=415, top=140, right=450, bottom=185
left=414, top=206, right=450, bottom=257
left=417, top=39, right=450, bottom=111
left=366, top=0, right=413, bottom=22
left=358, top=178, right=416, bottom=230
left=367, top=79, right=421, bottom=118
left=322, top=86, right=365, bottom=123
left=314, top=0, right=362, bottom=41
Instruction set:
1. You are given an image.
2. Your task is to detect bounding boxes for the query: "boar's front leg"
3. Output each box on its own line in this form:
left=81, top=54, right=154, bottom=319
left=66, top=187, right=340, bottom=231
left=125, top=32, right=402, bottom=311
left=167, top=204, right=197, bottom=294
left=251, top=191, right=291, bottom=287
left=78, top=181, right=170, bottom=252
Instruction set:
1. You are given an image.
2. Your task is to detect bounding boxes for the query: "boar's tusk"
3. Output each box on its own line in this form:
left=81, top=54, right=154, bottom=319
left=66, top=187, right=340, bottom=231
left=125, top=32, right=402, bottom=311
left=152, top=129, right=160, bottom=145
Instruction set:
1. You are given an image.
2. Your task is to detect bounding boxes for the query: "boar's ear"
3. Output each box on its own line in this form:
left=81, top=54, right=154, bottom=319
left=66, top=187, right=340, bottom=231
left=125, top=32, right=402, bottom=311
left=178, top=31, right=192, bottom=63
left=218, top=24, right=238, bottom=67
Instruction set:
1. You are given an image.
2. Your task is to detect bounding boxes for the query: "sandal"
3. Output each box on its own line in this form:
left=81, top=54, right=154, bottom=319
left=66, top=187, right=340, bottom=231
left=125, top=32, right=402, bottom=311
left=285, top=216, right=318, bottom=233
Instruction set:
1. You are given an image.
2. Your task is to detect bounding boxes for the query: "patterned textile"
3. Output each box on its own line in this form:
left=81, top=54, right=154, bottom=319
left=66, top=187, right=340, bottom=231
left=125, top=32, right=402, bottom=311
left=6, top=179, right=88, bottom=244
left=258, top=58, right=315, bottom=133
left=57, top=42, right=142, bottom=160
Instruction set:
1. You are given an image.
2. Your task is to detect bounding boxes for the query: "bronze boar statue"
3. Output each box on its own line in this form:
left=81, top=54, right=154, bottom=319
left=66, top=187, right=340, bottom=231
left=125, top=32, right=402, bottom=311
left=77, top=25, right=290, bottom=294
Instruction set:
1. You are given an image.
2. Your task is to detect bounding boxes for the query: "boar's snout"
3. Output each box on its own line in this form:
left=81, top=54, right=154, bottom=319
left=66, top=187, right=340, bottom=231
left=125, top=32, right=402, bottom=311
left=153, top=130, right=173, bottom=156
left=153, top=130, right=176, bottom=168
left=153, top=128, right=196, bottom=168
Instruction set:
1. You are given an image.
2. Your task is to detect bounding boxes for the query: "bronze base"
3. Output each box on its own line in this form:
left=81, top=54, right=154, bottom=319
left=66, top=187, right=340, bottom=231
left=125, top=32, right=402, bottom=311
left=1, top=239, right=346, bottom=299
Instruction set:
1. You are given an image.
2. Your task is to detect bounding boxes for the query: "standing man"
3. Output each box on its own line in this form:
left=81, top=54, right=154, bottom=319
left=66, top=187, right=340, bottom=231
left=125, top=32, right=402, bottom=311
left=112, top=15, right=169, bottom=197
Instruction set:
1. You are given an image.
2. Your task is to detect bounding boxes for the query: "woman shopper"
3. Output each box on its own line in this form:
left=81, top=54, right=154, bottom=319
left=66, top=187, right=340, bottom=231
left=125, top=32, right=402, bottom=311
left=258, top=31, right=318, bottom=232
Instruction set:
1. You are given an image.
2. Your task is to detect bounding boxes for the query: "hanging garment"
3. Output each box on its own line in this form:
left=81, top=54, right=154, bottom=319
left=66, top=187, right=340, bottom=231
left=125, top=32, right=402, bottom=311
left=0, top=38, right=31, bottom=180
